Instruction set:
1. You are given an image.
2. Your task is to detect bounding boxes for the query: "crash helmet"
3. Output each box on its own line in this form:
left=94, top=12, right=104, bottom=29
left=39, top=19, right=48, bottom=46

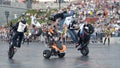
left=84, top=24, right=94, bottom=34
left=84, top=26, right=89, bottom=34
left=21, top=18, right=26, bottom=24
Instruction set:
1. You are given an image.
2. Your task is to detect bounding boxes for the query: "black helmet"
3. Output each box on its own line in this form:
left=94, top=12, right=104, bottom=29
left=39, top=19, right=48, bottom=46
left=21, top=19, right=26, bottom=24
left=84, top=26, right=89, bottom=34
left=84, top=24, right=94, bottom=34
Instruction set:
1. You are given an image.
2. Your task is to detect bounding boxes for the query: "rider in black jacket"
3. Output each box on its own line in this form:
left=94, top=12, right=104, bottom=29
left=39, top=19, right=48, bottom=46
left=11, top=19, right=27, bottom=48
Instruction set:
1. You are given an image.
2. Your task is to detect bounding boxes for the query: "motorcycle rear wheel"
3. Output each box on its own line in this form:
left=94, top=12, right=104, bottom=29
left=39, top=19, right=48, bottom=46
left=80, top=46, right=89, bottom=56
left=58, top=52, right=65, bottom=58
left=8, top=45, right=15, bottom=59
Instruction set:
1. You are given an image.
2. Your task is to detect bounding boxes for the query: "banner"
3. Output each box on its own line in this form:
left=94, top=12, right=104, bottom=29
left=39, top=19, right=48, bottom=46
left=85, top=17, right=99, bottom=24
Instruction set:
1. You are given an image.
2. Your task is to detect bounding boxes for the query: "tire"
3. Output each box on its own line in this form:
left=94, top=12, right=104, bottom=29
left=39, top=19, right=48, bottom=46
left=43, top=50, right=51, bottom=59
left=8, top=45, right=15, bottom=59
left=80, top=47, right=89, bottom=56
left=58, top=52, right=65, bottom=58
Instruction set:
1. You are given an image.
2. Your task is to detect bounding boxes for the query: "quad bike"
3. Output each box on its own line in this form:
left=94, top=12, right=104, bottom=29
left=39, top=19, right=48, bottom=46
left=43, top=27, right=66, bottom=59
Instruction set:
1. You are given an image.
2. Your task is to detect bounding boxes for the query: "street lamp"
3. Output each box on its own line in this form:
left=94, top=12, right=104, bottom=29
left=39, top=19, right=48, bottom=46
left=26, top=0, right=32, bottom=9
left=5, top=11, right=9, bottom=25
left=59, top=0, right=61, bottom=10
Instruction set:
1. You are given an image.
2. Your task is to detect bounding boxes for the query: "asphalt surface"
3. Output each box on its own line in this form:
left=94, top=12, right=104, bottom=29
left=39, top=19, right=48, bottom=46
left=0, top=40, right=120, bottom=68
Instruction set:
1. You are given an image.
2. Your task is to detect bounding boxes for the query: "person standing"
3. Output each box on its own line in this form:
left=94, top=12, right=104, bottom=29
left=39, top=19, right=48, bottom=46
left=103, top=27, right=111, bottom=46
left=30, top=14, right=37, bottom=25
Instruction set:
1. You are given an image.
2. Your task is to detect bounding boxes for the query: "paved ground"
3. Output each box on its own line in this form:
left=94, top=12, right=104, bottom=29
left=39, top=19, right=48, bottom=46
left=0, top=40, right=120, bottom=68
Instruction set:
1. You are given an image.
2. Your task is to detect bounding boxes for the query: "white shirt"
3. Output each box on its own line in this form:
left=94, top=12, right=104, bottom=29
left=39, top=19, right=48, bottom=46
left=31, top=15, right=36, bottom=25
left=64, top=16, right=73, bottom=26
left=79, top=23, right=84, bottom=31
left=35, top=21, right=41, bottom=28
left=17, top=22, right=27, bottom=32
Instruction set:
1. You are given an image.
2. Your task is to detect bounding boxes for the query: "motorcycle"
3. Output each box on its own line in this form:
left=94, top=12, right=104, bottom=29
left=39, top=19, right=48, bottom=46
left=43, top=27, right=66, bottom=59
left=76, top=23, right=94, bottom=56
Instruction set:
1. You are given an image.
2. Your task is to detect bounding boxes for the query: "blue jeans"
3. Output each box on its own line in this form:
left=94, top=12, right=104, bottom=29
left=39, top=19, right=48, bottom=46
left=68, top=29, right=78, bottom=44
left=58, top=19, right=65, bottom=31
left=12, top=32, right=24, bottom=48
left=59, top=10, right=75, bottom=31
left=63, top=10, right=74, bottom=17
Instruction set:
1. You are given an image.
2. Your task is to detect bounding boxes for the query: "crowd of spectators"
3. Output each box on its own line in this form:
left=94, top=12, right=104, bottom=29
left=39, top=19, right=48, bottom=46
left=1, top=1, right=120, bottom=44
left=46, top=1, right=120, bottom=43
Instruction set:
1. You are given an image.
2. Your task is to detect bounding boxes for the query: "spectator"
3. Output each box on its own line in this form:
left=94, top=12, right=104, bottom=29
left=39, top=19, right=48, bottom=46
left=103, top=27, right=111, bottom=46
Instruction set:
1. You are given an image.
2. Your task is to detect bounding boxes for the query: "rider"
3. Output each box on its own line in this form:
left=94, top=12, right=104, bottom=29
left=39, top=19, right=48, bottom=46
left=30, top=24, right=42, bottom=40
left=49, top=7, right=75, bottom=43
left=64, top=16, right=79, bottom=45
left=10, top=19, right=28, bottom=49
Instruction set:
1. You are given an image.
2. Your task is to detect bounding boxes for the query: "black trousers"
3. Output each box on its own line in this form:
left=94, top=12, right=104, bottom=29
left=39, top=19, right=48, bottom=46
left=12, top=32, right=24, bottom=48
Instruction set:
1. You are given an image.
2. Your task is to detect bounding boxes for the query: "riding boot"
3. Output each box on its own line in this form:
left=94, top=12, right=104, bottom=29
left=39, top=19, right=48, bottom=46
left=108, top=38, right=110, bottom=46
left=75, top=44, right=79, bottom=48
left=103, top=38, right=107, bottom=45
left=51, top=49, right=57, bottom=56
left=77, top=47, right=82, bottom=50
left=77, top=43, right=83, bottom=50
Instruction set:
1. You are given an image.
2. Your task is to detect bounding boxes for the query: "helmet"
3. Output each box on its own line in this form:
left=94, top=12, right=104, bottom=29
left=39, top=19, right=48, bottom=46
left=21, top=19, right=26, bottom=24
left=84, top=26, right=89, bottom=30
left=84, top=26, right=89, bottom=34
left=84, top=24, right=94, bottom=34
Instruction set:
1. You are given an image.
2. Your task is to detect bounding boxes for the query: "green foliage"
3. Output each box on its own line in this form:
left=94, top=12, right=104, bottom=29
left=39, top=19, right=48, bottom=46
left=8, top=9, right=57, bottom=27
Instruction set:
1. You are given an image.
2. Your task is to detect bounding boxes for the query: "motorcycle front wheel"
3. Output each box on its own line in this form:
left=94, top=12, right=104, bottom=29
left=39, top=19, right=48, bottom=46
left=43, top=50, right=51, bottom=59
